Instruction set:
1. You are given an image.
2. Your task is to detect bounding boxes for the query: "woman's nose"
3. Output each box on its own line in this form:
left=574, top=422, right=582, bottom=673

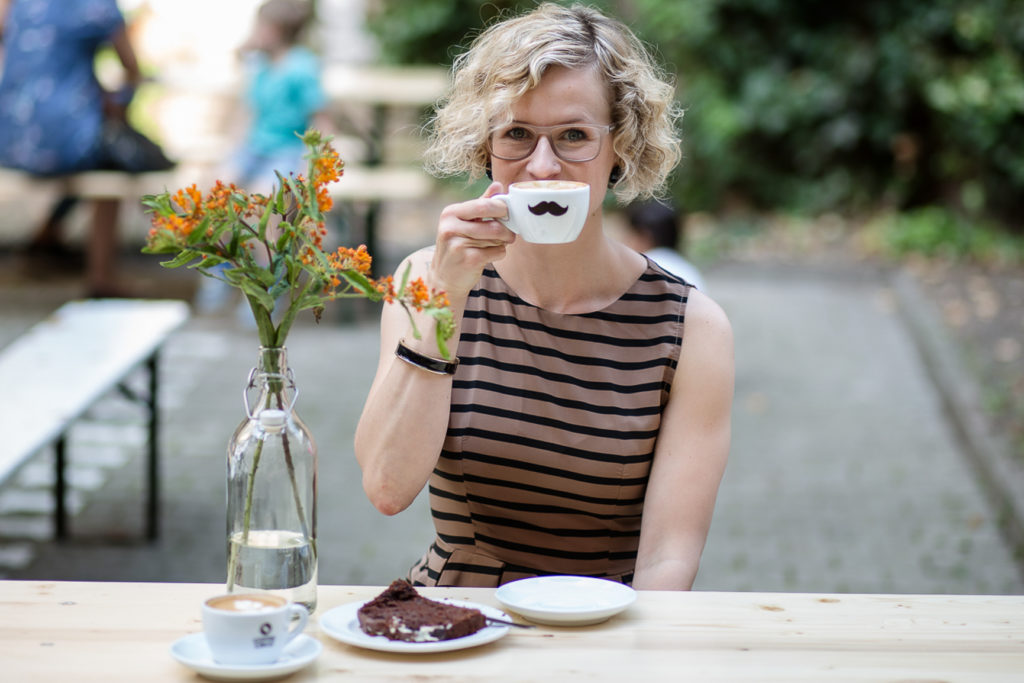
left=525, top=135, right=562, bottom=178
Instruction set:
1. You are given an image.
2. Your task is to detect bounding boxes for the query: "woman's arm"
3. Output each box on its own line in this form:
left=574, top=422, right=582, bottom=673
left=632, top=288, right=734, bottom=590
left=109, top=25, right=142, bottom=86
left=354, top=183, right=514, bottom=515
left=103, top=25, right=143, bottom=119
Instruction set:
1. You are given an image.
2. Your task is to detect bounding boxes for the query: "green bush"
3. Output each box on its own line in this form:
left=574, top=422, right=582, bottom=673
left=874, top=206, right=1024, bottom=264
left=366, top=0, right=1024, bottom=230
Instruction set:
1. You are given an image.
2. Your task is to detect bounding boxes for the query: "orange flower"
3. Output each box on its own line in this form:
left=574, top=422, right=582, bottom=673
left=374, top=275, right=396, bottom=303
left=312, top=146, right=343, bottom=186
left=406, top=278, right=430, bottom=311
left=328, top=245, right=372, bottom=275
left=316, top=185, right=333, bottom=213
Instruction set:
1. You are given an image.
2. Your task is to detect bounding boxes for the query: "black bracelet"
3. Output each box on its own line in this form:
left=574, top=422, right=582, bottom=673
left=395, top=339, right=459, bottom=375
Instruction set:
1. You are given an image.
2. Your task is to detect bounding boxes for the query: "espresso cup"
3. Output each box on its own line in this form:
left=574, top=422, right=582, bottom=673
left=202, top=593, right=308, bottom=665
left=493, top=180, right=590, bottom=244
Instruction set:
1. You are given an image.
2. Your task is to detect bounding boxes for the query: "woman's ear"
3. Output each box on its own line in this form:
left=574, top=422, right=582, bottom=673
left=608, top=165, right=622, bottom=188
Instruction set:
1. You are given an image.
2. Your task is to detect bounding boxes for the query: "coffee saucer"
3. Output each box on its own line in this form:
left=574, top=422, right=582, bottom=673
left=170, top=632, right=321, bottom=681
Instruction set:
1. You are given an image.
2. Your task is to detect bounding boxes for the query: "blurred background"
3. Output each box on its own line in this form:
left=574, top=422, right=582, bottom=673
left=0, top=0, right=1022, bottom=593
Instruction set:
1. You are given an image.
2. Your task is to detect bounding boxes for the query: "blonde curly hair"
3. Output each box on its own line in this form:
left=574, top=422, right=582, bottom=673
left=424, top=3, right=682, bottom=203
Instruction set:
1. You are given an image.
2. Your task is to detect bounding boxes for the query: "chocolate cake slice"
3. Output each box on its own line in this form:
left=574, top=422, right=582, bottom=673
left=357, top=579, right=487, bottom=642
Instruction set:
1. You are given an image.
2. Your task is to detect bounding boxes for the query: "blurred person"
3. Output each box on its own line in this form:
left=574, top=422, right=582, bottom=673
left=227, top=0, right=329, bottom=191
left=355, top=4, right=733, bottom=590
left=623, top=199, right=706, bottom=291
left=196, top=0, right=329, bottom=314
left=0, top=0, right=174, bottom=297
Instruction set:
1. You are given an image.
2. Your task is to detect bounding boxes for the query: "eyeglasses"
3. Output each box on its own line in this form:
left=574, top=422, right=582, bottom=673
left=487, top=122, right=614, bottom=163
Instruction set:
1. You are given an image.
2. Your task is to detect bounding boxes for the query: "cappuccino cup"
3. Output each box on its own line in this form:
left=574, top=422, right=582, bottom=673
left=202, top=593, right=308, bottom=665
left=493, top=180, right=590, bottom=243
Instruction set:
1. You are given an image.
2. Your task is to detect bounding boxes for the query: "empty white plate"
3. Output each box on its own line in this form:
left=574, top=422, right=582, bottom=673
left=495, top=575, right=636, bottom=626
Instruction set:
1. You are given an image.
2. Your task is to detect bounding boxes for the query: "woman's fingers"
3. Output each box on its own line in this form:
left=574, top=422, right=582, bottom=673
left=428, top=182, right=517, bottom=294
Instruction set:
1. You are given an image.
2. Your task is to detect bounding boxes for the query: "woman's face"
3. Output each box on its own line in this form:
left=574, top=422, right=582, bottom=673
left=490, top=65, right=618, bottom=215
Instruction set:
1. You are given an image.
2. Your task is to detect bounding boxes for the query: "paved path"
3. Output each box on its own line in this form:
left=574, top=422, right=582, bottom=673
left=1, top=257, right=1022, bottom=594
left=694, top=263, right=1021, bottom=594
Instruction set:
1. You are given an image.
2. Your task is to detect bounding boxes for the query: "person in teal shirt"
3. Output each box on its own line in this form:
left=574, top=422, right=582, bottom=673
left=229, top=0, right=327, bottom=192
left=198, top=0, right=328, bottom=314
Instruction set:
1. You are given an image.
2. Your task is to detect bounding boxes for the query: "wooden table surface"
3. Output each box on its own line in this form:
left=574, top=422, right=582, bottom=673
left=1, top=581, right=1021, bottom=681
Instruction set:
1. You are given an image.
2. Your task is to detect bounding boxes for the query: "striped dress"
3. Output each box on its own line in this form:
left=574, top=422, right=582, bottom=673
left=407, top=258, right=691, bottom=587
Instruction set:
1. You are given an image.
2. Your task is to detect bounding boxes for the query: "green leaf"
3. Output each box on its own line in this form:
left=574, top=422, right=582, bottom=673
left=257, top=196, right=274, bottom=242
left=186, top=216, right=211, bottom=246
left=340, top=269, right=379, bottom=297
left=206, top=220, right=232, bottom=245
left=160, top=250, right=201, bottom=269
left=428, top=308, right=455, bottom=359
left=252, top=263, right=277, bottom=288
left=434, top=323, right=451, bottom=360
left=228, top=225, right=241, bottom=255
left=399, top=261, right=412, bottom=291
left=276, top=223, right=292, bottom=253
left=274, top=177, right=288, bottom=214
left=141, top=193, right=172, bottom=213
left=238, top=278, right=276, bottom=312
left=194, top=255, right=229, bottom=270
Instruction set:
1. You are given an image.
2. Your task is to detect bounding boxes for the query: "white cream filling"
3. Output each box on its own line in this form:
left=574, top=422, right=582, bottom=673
left=386, top=615, right=453, bottom=642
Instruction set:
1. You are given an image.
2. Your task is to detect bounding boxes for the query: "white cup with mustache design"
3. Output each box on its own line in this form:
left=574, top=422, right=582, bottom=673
left=493, top=181, right=590, bottom=243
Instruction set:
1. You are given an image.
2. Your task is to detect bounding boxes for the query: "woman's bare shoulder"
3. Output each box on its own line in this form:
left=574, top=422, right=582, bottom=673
left=685, top=287, right=732, bottom=343
left=393, top=246, right=435, bottom=278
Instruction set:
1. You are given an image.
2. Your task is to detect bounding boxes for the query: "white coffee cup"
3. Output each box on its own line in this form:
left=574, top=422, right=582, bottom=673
left=202, top=593, right=309, bottom=665
left=493, top=180, right=590, bottom=243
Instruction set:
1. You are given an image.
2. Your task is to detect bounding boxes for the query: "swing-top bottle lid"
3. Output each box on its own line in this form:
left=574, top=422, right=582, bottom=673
left=259, top=409, right=287, bottom=430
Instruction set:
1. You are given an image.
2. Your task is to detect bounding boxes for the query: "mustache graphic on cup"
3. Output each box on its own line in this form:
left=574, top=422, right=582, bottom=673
left=528, top=201, right=569, bottom=217
left=493, top=181, right=589, bottom=243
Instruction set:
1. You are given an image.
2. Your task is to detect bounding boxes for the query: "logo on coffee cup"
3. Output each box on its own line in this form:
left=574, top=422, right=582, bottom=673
left=253, top=622, right=275, bottom=648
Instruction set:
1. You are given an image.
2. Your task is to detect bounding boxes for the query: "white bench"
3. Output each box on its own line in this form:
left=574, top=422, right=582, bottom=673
left=0, top=168, right=180, bottom=202
left=0, top=299, right=189, bottom=541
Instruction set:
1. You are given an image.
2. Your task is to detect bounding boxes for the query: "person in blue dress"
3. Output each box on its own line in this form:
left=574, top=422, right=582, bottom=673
left=0, top=0, right=172, bottom=296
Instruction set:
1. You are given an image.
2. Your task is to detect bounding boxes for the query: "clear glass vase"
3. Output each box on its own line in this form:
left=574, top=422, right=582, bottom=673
left=226, top=347, right=318, bottom=613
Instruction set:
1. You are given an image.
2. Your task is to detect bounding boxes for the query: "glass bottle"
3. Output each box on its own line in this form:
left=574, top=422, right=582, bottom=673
left=226, top=347, right=318, bottom=612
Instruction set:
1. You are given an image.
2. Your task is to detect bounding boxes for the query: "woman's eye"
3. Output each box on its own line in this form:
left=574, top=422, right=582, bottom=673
left=505, top=127, right=532, bottom=141
left=560, top=128, right=589, bottom=143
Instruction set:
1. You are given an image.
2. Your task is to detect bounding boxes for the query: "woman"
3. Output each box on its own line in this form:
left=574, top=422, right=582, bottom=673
left=355, top=4, right=733, bottom=590
left=0, top=0, right=173, bottom=296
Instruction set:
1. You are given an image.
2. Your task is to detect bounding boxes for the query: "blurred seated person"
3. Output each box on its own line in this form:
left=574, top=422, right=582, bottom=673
left=0, top=0, right=173, bottom=297
left=623, top=199, right=706, bottom=291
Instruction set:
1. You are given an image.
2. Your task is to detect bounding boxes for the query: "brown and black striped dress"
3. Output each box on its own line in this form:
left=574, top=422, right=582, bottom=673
left=407, top=258, right=691, bottom=587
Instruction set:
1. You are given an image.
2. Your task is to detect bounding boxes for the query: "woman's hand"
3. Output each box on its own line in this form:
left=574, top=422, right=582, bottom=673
left=430, top=181, right=516, bottom=297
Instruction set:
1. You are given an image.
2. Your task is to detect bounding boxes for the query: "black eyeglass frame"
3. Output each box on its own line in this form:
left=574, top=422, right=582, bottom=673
left=486, top=122, right=616, bottom=163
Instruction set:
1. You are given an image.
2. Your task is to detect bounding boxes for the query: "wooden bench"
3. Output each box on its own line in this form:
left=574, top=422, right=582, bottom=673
left=0, top=299, right=189, bottom=541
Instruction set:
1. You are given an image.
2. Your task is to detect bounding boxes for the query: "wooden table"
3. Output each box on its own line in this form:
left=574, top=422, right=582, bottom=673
left=1, top=581, right=1021, bottom=681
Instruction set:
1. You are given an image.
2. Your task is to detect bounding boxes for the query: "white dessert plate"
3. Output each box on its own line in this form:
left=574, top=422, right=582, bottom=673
left=319, top=598, right=511, bottom=653
left=170, top=632, right=321, bottom=681
left=495, top=575, right=636, bottom=626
